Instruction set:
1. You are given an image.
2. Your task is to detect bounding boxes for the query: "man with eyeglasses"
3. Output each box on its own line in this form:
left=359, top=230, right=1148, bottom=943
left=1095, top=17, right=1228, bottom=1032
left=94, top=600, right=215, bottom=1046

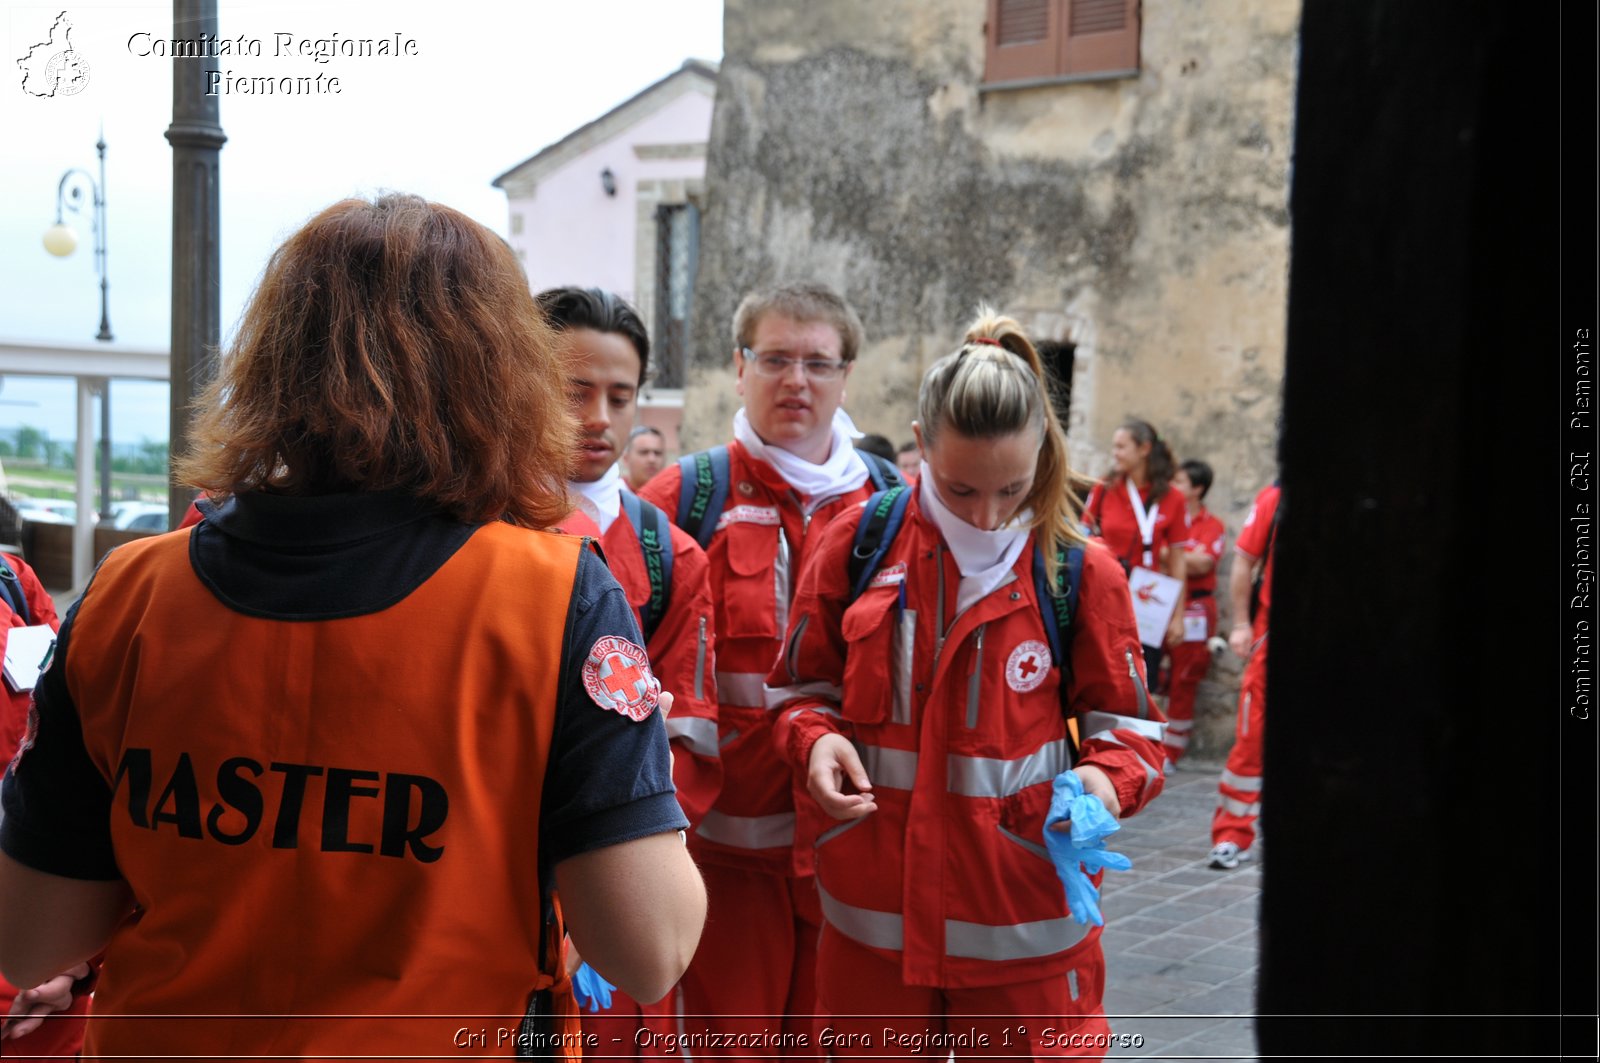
left=640, top=282, right=899, bottom=1055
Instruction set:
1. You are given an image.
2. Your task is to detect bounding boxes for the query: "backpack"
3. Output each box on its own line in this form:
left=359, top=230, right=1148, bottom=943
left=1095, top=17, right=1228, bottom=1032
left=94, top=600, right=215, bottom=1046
left=619, top=492, right=674, bottom=644
left=674, top=444, right=903, bottom=550
left=844, top=485, right=1086, bottom=757
left=0, top=554, right=32, bottom=626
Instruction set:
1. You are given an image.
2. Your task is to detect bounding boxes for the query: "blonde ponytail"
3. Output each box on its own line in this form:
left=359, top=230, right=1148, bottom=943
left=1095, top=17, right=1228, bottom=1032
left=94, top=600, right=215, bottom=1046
left=918, top=306, right=1087, bottom=586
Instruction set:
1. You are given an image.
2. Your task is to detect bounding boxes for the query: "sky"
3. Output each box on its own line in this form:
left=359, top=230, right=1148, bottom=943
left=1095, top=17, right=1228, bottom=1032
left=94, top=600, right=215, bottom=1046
left=0, top=0, right=725, bottom=444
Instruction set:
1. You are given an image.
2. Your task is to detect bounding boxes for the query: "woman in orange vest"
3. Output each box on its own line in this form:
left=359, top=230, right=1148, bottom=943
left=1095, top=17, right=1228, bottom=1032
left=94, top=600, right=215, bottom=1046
left=771, top=310, right=1167, bottom=1058
left=0, top=193, right=705, bottom=1060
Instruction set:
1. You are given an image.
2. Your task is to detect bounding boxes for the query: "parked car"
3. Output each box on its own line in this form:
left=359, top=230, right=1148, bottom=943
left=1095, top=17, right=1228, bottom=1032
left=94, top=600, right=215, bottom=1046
left=15, top=499, right=79, bottom=525
left=111, top=502, right=170, bottom=533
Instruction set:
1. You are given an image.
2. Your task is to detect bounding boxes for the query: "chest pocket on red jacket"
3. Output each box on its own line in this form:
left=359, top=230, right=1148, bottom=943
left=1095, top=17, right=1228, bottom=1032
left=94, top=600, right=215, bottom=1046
left=841, top=586, right=914, bottom=726
left=717, top=520, right=779, bottom=640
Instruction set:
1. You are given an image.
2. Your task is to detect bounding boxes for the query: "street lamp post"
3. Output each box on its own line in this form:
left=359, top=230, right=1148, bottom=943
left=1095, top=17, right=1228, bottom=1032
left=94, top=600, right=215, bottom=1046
left=42, top=133, right=116, bottom=545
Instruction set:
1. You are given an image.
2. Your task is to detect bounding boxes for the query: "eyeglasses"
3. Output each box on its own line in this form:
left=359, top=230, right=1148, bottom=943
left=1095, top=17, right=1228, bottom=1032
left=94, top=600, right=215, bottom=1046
left=741, top=348, right=849, bottom=382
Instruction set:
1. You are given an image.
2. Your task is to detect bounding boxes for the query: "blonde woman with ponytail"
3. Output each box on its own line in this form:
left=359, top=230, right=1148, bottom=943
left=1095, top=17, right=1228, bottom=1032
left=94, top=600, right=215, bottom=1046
left=769, top=309, right=1167, bottom=1058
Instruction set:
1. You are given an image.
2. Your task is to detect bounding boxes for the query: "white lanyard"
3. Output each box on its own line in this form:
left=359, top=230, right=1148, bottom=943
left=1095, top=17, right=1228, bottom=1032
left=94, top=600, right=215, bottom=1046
left=1125, top=477, right=1158, bottom=568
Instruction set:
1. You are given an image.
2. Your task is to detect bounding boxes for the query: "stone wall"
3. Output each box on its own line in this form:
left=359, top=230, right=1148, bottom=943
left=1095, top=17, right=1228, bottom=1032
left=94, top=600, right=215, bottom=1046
left=687, top=0, right=1300, bottom=757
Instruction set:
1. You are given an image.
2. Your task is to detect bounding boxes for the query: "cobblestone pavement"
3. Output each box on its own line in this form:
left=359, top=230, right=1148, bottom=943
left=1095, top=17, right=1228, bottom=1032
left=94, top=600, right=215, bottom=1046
left=1098, top=760, right=1261, bottom=1061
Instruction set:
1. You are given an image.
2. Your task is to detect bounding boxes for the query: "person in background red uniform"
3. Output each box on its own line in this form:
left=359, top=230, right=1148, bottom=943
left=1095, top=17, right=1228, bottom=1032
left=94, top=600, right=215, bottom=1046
left=639, top=282, right=899, bottom=1055
left=0, top=552, right=89, bottom=1061
left=1161, top=460, right=1226, bottom=765
left=622, top=426, right=668, bottom=493
left=537, top=286, right=720, bottom=1052
left=1083, top=419, right=1188, bottom=685
left=771, top=309, right=1166, bottom=1059
left=1210, top=480, right=1279, bottom=869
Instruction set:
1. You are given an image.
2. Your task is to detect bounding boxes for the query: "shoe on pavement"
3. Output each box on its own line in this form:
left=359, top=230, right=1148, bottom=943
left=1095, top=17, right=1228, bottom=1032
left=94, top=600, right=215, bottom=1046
left=1208, top=842, right=1251, bottom=870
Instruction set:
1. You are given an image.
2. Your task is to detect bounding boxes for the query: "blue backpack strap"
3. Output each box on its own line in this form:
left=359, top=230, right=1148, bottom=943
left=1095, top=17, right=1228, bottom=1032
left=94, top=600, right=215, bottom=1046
left=675, top=445, right=731, bottom=550
left=620, top=492, right=674, bottom=645
left=1034, top=541, right=1085, bottom=759
left=0, top=553, right=31, bottom=626
left=846, top=486, right=912, bottom=602
left=858, top=451, right=904, bottom=492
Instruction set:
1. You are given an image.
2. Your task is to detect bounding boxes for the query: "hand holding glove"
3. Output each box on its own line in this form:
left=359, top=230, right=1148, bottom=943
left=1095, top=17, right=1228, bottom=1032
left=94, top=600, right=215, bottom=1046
left=1043, top=769, right=1133, bottom=927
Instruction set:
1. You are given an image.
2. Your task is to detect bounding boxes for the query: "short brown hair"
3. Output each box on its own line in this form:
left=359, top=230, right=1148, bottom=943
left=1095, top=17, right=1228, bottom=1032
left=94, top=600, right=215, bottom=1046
left=176, top=193, right=575, bottom=527
left=731, top=282, right=865, bottom=363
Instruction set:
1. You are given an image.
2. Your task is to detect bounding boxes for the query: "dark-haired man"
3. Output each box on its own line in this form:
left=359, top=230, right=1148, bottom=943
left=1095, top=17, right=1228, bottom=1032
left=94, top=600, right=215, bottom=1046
left=622, top=425, right=667, bottom=492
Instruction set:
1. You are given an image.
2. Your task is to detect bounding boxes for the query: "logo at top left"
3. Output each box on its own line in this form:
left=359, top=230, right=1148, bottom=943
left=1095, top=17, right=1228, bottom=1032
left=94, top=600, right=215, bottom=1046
left=17, top=11, right=90, bottom=98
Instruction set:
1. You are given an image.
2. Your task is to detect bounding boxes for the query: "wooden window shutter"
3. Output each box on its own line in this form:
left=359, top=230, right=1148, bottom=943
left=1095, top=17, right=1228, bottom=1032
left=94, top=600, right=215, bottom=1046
left=1061, top=0, right=1140, bottom=75
left=986, top=0, right=1059, bottom=83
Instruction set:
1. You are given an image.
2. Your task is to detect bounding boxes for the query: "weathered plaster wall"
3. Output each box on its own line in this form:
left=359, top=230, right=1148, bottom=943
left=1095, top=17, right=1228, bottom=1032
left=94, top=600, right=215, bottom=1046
left=689, top=0, right=1300, bottom=756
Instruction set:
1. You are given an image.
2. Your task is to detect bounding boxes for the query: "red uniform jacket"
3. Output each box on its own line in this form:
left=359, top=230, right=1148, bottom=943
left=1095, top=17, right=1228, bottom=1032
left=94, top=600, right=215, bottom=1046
left=770, top=495, right=1167, bottom=988
left=1179, top=508, right=1227, bottom=597
left=1236, top=483, right=1281, bottom=637
left=0, top=554, right=84, bottom=1061
left=61, top=525, right=585, bottom=1059
left=1084, top=478, right=1188, bottom=571
left=558, top=503, right=720, bottom=829
left=640, top=441, right=880, bottom=877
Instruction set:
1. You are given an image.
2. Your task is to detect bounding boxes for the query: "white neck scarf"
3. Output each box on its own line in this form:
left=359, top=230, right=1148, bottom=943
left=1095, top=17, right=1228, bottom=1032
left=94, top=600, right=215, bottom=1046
left=569, top=462, right=624, bottom=535
left=733, top=407, right=870, bottom=507
left=918, top=462, right=1032, bottom=615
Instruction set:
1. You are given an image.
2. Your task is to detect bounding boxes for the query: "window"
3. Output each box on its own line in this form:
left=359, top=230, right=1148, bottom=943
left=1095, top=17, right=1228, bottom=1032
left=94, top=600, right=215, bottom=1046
left=652, top=203, right=699, bottom=388
left=984, top=0, right=1140, bottom=87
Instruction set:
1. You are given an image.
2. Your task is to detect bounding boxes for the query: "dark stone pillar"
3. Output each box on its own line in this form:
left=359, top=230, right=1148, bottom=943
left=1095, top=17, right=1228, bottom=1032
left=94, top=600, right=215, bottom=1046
left=165, top=0, right=226, bottom=527
left=1258, top=1, right=1589, bottom=1057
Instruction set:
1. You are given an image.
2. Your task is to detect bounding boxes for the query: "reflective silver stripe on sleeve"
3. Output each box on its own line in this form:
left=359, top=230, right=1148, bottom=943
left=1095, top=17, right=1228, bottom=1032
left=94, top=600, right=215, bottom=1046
left=1124, top=648, right=1153, bottom=719
left=1220, top=768, right=1262, bottom=792
left=786, top=705, right=842, bottom=721
left=1087, top=731, right=1162, bottom=791
left=944, top=912, right=1094, bottom=962
left=1217, top=795, right=1260, bottom=818
left=716, top=671, right=768, bottom=708
left=694, top=810, right=795, bottom=849
left=947, top=737, right=1074, bottom=799
left=817, top=883, right=904, bottom=952
left=1164, top=717, right=1193, bottom=734
left=1081, top=710, right=1167, bottom=742
left=857, top=744, right=919, bottom=791
left=666, top=716, right=720, bottom=758
left=766, top=680, right=843, bottom=709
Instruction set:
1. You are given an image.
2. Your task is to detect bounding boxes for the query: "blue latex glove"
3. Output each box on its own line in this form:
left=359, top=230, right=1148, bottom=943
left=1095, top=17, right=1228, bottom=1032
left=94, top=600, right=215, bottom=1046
left=1042, top=770, right=1133, bottom=927
left=572, top=962, right=615, bottom=1013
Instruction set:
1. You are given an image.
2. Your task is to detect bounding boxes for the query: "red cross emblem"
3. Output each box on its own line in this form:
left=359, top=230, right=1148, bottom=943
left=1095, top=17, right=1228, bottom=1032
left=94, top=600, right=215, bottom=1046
left=583, top=636, right=660, bottom=721
left=1006, top=639, right=1051, bottom=693
left=602, top=655, right=645, bottom=696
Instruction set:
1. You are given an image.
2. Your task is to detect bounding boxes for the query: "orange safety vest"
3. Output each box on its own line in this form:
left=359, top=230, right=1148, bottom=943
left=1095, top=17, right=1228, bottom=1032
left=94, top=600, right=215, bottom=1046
left=65, top=522, right=585, bottom=1060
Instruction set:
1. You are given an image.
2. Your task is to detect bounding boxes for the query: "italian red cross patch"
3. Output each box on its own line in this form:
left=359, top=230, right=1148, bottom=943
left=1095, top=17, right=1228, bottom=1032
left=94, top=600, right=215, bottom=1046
left=582, top=635, right=661, bottom=721
left=1005, top=639, right=1051, bottom=693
